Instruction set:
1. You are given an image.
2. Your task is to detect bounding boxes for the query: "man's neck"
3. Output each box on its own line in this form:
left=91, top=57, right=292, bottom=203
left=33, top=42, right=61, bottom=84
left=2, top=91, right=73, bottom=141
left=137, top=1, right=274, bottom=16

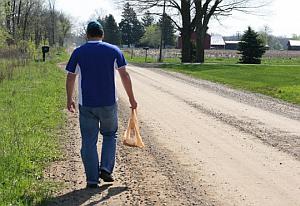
left=87, top=37, right=102, bottom=42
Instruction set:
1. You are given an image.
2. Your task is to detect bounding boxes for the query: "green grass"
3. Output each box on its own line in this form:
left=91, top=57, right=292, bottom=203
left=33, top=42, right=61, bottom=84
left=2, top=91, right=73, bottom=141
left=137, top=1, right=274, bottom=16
left=161, top=63, right=300, bottom=105
left=262, top=57, right=300, bottom=65
left=0, top=53, right=67, bottom=205
left=124, top=52, right=300, bottom=65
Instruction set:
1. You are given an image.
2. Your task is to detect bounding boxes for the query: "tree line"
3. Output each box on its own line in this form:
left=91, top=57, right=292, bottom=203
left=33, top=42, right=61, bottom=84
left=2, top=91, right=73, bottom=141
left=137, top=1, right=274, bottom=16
left=0, top=0, right=71, bottom=49
left=98, top=3, right=176, bottom=49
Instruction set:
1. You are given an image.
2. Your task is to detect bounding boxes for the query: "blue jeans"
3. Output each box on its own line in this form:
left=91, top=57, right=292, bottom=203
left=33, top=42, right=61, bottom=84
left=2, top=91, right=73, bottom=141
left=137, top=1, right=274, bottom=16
left=79, top=103, right=118, bottom=184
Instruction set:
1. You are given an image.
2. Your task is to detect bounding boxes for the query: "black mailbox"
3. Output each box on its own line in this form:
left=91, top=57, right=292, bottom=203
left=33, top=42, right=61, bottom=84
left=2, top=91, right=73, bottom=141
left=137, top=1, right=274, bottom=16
left=42, top=46, right=50, bottom=62
left=143, top=47, right=150, bottom=62
left=42, top=46, right=50, bottom=53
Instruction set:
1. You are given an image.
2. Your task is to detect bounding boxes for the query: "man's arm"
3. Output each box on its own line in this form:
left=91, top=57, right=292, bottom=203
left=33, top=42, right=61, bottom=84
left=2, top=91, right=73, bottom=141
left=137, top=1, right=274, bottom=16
left=118, top=68, right=137, bottom=109
left=66, top=73, right=77, bottom=113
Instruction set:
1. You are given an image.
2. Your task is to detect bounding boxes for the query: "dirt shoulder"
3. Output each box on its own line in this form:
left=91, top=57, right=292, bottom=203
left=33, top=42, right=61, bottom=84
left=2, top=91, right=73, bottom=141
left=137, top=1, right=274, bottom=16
left=44, top=100, right=213, bottom=206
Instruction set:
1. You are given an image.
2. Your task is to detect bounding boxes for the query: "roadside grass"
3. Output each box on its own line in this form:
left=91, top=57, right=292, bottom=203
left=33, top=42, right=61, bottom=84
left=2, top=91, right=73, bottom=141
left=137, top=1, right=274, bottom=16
left=160, top=63, right=300, bottom=105
left=0, top=52, right=67, bottom=205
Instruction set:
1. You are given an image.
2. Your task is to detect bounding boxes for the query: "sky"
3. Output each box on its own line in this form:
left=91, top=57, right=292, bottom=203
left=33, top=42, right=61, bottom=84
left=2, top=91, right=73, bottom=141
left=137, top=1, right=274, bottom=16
left=56, top=0, right=300, bottom=37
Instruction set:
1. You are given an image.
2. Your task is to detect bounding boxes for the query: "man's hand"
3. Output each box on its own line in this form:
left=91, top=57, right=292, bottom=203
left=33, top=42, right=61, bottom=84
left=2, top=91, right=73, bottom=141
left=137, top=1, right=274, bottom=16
left=130, top=98, right=138, bottom=110
left=67, top=99, right=76, bottom=113
left=66, top=72, right=77, bottom=113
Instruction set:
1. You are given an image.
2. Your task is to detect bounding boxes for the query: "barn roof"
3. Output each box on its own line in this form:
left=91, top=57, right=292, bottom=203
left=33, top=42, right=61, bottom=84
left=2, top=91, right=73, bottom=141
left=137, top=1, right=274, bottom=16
left=225, top=41, right=240, bottom=44
left=211, top=35, right=225, bottom=46
left=289, top=40, right=300, bottom=46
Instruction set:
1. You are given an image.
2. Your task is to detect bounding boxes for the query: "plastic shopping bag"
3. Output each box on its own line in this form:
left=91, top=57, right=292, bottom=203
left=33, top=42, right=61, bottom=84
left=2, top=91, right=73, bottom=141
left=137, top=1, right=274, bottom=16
left=123, top=109, right=145, bottom=148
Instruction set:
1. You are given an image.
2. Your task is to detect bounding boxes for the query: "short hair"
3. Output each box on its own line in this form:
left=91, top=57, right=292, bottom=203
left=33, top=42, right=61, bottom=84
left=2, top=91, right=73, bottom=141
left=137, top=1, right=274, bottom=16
left=86, top=21, right=104, bottom=37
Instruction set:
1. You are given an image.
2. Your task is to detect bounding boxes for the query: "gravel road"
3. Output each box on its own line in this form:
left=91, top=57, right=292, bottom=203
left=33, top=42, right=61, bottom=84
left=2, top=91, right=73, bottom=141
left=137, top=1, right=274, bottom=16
left=46, top=64, right=300, bottom=206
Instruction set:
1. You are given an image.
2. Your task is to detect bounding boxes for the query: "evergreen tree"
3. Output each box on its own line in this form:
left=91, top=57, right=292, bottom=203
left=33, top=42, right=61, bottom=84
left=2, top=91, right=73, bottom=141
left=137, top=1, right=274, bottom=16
left=159, top=14, right=175, bottom=48
left=119, top=3, right=144, bottom=47
left=142, top=11, right=154, bottom=27
left=103, top=14, right=121, bottom=45
left=238, top=27, right=266, bottom=64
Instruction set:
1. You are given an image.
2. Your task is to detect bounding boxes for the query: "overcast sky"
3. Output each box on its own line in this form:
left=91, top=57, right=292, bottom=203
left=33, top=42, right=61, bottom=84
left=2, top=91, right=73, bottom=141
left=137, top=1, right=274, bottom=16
left=56, top=0, right=300, bottom=37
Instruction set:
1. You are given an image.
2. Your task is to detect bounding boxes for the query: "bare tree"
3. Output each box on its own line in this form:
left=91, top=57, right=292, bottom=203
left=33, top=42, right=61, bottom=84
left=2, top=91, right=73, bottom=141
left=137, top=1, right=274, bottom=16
left=21, top=0, right=34, bottom=40
left=57, top=12, right=71, bottom=47
left=48, top=0, right=56, bottom=46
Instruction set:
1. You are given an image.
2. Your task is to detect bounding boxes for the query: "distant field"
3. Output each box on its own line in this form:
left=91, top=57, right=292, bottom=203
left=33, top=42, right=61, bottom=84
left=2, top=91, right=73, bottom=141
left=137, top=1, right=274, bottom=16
left=161, top=63, right=300, bottom=105
left=123, top=48, right=300, bottom=65
left=0, top=51, right=67, bottom=205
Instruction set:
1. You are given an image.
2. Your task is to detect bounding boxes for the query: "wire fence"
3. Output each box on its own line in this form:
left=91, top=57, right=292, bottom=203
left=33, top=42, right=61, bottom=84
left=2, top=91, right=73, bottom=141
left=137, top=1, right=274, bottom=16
left=123, top=48, right=300, bottom=59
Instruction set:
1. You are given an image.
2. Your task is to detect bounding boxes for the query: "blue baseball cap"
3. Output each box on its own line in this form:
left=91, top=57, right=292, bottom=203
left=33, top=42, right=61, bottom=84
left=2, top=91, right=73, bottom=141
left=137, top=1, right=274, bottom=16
left=87, top=21, right=103, bottom=33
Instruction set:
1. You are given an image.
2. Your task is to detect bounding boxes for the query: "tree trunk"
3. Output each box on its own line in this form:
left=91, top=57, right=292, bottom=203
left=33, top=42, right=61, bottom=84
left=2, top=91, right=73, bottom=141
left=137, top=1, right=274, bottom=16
left=195, top=27, right=207, bottom=63
left=22, top=10, right=29, bottom=40
left=22, top=2, right=32, bottom=40
left=181, top=31, right=191, bottom=62
left=12, top=0, right=16, bottom=39
left=5, top=1, right=11, bottom=33
left=181, top=0, right=191, bottom=63
left=194, top=0, right=220, bottom=63
left=17, top=0, right=22, bottom=25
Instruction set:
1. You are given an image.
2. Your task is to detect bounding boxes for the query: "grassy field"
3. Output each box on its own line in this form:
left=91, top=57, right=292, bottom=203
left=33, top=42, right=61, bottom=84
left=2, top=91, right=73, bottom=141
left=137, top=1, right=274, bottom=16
left=124, top=52, right=300, bottom=65
left=0, top=51, right=67, bottom=205
left=161, top=63, right=300, bottom=105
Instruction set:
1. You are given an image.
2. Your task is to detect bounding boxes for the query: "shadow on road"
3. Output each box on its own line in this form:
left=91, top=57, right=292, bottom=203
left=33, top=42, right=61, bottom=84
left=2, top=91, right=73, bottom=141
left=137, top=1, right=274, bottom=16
left=84, top=186, right=129, bottom=206
left=43, top=184, right=128, bottom=206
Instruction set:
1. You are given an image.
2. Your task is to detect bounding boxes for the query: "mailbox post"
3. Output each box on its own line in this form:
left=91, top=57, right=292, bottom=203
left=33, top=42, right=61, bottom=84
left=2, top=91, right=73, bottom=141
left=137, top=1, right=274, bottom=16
left=42, top=46, right=50, bottom=62
left=143, top=47, right=149, bottom=63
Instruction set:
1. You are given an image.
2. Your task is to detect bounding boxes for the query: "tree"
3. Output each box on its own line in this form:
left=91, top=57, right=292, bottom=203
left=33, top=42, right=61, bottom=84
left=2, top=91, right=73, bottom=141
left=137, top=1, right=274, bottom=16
left=102, top=14, right=121, bottom=45
left=0, top=27, right=9, bottom=47
left=122, top=0, right=267, bottom=63
left=292, top=34, right=300, bottom=40
left=258, top=26, right=284, bottom=50
left=159, top=14, right=175, bottom=48
left=142, top=10, right=154, bottom=27
left=238, top=26, right=266, bottom=64
left=140, top=24, right=161, bottom=48
left=48, top=0, right=57, bottom=46
left=57, top=12, right=71, bottom=47
left=119, top=3, right=144, bottom=47
left=0, top=0, right=72, bottom=48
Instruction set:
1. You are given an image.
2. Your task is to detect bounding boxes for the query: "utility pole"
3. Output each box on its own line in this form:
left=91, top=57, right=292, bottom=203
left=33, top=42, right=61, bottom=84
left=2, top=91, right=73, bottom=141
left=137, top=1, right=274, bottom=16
left=158, top=0, right=166, bottom=62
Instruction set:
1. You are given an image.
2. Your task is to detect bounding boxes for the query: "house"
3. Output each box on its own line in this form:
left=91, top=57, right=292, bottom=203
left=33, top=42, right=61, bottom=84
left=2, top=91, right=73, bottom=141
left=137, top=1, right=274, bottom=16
left=210, top=35, right=225, bottom=49
left=177, top=32, right=211, bottom=50
left=225, top=41, right=240, bottom=50
left=287, top=40, right=300, bottom=50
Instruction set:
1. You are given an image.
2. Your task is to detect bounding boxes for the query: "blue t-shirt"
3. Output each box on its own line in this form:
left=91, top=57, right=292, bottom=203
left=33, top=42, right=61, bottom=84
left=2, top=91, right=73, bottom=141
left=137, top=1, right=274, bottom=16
left=66, top=41, right=127, bottom=107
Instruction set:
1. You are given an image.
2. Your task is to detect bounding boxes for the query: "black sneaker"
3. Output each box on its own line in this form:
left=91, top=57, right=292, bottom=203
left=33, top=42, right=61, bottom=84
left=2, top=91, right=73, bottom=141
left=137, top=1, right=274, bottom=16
left=86, top=183, right=99, bottom=189
left=99, top=170, right=114, bottom=182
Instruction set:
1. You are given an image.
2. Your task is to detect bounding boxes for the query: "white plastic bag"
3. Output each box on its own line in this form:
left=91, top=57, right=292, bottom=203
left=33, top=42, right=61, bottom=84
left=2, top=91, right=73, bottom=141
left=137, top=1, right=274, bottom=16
left=123, top=109, right=145, bottom=148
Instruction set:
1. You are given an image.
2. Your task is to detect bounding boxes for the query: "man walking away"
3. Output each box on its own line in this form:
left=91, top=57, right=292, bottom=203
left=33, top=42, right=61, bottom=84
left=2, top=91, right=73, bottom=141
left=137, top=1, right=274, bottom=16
left=65, top=21, right=137, bottom=188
